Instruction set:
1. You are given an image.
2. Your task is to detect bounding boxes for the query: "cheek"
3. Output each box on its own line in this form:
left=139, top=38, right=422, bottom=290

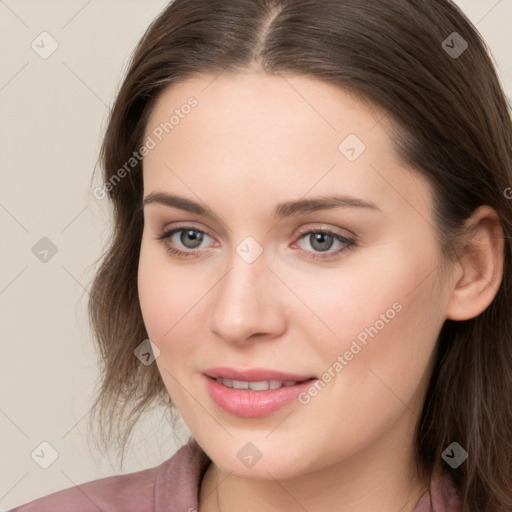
left=137, top=247, right=201, bottom=403
left=304, top=239, right=442, bottom=387
left=137, top=238, right=218, bottom=413
left=281, top=256, right=420, bottom=352
left=363, top=270, right=442, bottom=397
left=293, top=265, right=442, bottom=460
left=137, top=256, right=169, bottom=339
left=313, top=252, right=442, bottom=418
left=137, top=240, right=205, bottom=342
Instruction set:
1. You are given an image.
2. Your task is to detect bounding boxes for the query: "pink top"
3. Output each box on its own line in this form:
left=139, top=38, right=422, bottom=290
left=10, top=440, right=461, bottom=511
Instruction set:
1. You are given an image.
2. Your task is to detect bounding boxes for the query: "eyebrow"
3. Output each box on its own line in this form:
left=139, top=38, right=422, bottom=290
left=142, top=191, right=381, bottom=219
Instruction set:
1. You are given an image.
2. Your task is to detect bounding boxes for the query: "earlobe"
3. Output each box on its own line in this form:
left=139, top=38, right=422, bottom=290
left=445, top=205, right=504, bottom=321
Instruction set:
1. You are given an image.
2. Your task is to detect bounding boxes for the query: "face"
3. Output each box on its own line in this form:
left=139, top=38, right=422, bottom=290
left=137, top=71, right=454, bottom=480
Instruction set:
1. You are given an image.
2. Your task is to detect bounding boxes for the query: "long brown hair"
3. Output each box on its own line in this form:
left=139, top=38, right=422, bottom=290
left=86, top=1, right=512, bottom=510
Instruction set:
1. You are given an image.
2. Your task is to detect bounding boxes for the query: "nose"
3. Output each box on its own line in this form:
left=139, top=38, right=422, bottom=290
left=209, top=249, right=287, bottom=346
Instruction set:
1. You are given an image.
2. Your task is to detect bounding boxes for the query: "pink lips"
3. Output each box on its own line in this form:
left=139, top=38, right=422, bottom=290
left=203, top=366, right=317, bottom=417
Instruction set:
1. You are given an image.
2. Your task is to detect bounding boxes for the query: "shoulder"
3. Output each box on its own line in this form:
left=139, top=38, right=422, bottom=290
left=8, top=465, right=158, bottom=512
left=413, top=475, right=462, bottom=512
left=9, top=440, right=211, bottom=512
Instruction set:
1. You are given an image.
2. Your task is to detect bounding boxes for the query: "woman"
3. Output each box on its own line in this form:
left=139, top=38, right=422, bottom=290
left=10, top=0, right=512, bottom=511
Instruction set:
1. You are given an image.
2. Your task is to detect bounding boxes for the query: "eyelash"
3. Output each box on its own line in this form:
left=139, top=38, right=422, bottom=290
left=155, top=225, right=356, bottom=261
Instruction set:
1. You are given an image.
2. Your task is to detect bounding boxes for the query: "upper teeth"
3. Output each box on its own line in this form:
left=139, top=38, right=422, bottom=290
left=215, top=378, right=299, bottom=390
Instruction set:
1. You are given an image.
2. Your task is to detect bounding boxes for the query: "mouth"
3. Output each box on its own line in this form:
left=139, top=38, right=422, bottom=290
left=209, top=376, right=315, bottom=391
left=202, top=367, right=318, bottom=417
left=203, top=366, right=316, bottom=383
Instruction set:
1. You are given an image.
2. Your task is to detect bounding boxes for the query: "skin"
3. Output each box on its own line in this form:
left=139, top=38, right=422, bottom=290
left=137, top=70, right=503, bottom=512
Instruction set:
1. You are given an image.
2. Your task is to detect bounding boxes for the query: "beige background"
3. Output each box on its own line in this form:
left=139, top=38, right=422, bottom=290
left=1, top=0, right=511, bottom=509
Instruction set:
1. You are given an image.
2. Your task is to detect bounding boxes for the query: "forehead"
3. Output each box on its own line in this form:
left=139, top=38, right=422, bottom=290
left=144, top=71, right=386, bottom=144
left=141, top=71, right=433, bottom=220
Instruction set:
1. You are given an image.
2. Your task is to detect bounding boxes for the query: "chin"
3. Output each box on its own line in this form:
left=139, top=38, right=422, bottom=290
left=199, top=435, right=319, bottom=481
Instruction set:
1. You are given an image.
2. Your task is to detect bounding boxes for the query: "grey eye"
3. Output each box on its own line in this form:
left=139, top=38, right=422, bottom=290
left=307, top=232, right=335, bottom=252
left=178, top=229, right=205, bottom=249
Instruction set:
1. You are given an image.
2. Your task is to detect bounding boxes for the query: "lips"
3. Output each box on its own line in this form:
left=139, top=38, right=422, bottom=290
left=202, top=366, right=318, bottom=417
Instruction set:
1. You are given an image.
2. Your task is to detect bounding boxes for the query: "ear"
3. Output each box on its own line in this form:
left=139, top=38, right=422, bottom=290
left=445, top=205, right=504, bottom=321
